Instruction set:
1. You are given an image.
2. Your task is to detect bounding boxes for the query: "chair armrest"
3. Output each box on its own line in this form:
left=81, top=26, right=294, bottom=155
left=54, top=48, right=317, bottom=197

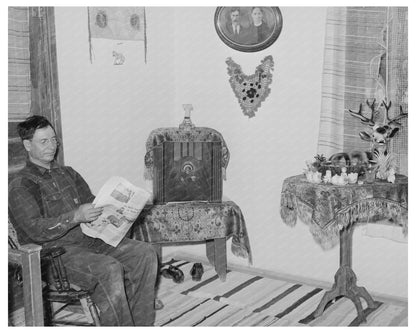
left=8, top=244, right=44, bottom=326
left=9, top=244, right=42, bottom=265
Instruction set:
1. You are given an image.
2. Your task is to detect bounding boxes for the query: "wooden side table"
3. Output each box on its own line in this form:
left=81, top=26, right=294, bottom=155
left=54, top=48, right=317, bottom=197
left=280, top=174, right=408, bottom=323
left=312, top=223, right=376, bottom=323
left=131, top=200, right=252, bottom=282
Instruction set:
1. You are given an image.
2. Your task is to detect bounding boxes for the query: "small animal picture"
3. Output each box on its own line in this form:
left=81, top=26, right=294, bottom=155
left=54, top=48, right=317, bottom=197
left=112, top=51, right=125, bottom=65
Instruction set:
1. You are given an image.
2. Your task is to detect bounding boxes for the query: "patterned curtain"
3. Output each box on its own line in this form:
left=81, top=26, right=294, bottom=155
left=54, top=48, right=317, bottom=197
left=317, top=7, right=408, bottom=175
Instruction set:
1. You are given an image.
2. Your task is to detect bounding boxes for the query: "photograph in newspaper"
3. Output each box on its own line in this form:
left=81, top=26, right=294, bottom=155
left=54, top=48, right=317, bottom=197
left=80, top=176, right=151, bottom=247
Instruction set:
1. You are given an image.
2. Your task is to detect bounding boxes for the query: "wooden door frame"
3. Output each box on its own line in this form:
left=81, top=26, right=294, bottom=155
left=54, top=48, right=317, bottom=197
left=29, top=6, right=64, bottom=165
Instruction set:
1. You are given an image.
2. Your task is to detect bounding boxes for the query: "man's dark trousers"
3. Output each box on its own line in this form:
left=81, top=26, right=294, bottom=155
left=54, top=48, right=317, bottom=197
left=61, top=237, right=157, bottom=326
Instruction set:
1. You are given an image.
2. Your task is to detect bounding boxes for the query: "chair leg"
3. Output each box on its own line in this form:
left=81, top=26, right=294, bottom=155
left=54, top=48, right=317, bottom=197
left=79, top=298, right=93, bottom=323
left=79, top=296, right=100, bottom=326
left=86, top=296, right=100, bottom=326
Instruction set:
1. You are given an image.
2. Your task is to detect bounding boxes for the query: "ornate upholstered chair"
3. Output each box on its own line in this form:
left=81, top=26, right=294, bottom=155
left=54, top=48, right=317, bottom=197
left=133, top=110, right=252, bottom=282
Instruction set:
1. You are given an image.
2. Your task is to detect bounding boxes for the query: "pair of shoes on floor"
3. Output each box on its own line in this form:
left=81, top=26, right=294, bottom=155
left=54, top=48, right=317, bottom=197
left=190, top=263, right=204, bottom=281
left=154, top=298, right=164, bottom=310
left=161, top=265, right=184, bottom=283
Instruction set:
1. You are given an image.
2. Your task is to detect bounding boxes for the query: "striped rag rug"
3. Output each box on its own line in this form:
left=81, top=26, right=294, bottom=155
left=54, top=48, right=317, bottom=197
left=9, top=259, right=408, bottom=326
left=155, top=259, right=407, bottom=327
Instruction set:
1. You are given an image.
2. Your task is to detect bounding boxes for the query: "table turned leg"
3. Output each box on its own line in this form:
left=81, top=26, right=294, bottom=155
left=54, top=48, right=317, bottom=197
left=206, top=238, right=227, bottom=282
left=313, top=224, right=376, bottom=323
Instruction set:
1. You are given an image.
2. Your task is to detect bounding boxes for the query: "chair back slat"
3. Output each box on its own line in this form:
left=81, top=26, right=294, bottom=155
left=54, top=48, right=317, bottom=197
left=56, top=257, right=71, bottom=290
left=8, top=236, right=19, bottom=250
left=8, top=216, right=20, bottom=250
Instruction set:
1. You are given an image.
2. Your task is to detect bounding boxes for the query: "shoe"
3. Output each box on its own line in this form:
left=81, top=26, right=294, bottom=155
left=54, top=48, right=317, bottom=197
left=154, top=298, right=164, bottom=310
left=161, top=265, right=184, bottom=283
left=190, top=263, right=204, bottom=281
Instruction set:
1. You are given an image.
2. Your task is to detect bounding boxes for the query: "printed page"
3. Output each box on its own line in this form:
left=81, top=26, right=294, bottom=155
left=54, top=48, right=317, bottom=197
left=80, top=176, right=151, bottom=247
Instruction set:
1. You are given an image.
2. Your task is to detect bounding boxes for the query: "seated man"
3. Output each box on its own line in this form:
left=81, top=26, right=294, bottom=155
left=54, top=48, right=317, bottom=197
left=9, top=115, right=158, bottom=326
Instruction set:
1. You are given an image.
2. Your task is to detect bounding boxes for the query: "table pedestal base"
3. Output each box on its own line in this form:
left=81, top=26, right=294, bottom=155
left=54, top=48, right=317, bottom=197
left=313, top=225, right=377, bottom=323
left=313, top=266, right=376, bottom=323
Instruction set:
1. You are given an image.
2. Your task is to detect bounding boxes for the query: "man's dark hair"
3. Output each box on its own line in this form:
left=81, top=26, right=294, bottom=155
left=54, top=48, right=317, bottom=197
left=17, top=115, right=55, bottom=141
left=230, top=7, right=240, bottom=15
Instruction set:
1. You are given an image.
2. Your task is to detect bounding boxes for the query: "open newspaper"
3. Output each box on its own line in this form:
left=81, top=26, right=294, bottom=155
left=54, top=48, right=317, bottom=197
left=80, top=176, right=151, bottom=247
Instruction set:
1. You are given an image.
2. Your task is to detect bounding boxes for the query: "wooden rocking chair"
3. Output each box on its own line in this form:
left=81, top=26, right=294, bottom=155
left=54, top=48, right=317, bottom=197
left=8, top=220, right=101, bottom=326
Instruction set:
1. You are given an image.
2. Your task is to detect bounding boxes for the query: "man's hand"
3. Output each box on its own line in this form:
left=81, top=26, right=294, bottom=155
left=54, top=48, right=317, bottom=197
left=73, top=204, right=104, bottom=223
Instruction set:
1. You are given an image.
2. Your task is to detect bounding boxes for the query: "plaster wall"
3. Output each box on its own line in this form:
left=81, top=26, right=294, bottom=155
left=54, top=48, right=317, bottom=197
left=54, top=6, right=407, bottom=299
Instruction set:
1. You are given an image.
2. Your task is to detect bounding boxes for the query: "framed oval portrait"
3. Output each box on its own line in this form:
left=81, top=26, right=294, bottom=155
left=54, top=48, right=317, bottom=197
left=214, top=7, right=283, bottom=52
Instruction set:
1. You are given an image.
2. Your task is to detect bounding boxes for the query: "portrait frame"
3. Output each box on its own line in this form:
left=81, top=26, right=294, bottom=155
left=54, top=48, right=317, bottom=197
left=214, top=7, right=283, bottom=52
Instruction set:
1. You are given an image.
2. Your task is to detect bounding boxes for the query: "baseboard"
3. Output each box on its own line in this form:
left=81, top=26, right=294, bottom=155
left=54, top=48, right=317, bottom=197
left=165, top=250, right=408, bottom=307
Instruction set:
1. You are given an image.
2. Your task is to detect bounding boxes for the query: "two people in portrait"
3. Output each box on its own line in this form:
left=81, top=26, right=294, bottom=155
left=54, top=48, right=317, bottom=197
left=223, top=7, right=273, bottom=45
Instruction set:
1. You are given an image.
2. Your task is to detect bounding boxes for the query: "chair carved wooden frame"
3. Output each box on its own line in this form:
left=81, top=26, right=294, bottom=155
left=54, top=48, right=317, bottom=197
left=8, top=221, right=101, bottom=326
left=8, top=242, right=44, bottom=326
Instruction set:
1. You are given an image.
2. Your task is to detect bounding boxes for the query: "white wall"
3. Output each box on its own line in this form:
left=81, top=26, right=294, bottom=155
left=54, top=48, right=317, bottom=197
left=54, top=7, right=407, bottom=299
left=55, top=7, right=176, bottom=192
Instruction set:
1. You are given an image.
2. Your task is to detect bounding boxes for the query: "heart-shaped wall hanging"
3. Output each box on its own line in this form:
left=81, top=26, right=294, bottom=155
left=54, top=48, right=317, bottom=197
left=226, top=55, right=274, bottom=118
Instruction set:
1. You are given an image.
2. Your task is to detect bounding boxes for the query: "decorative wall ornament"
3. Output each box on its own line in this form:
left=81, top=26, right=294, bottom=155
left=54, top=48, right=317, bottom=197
left=112, top=50, right=125, bottom=65
left=87, top=7, right=147, bottom=63
left=226, top=55, right=274, bottom=118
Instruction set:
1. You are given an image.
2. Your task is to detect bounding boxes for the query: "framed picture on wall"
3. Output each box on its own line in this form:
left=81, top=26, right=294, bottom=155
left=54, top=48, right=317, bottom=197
left=214, top=7, right=283, bottom=52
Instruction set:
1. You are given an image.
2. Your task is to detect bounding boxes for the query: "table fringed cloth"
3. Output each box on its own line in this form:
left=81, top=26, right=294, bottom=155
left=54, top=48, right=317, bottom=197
left=132, top=201, right=252, bottom=264
left=280, top=174, right=408, bottom=249
left=144, top=127, right=230, bottom=180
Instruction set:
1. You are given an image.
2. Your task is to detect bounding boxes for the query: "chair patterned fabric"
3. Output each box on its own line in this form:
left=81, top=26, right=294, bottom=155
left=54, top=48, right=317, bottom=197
left=132, top=200, right=252, bottom=264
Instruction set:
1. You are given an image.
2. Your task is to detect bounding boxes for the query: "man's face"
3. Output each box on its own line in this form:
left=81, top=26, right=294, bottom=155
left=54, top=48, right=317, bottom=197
left=230, top=11, right=240, bottom=24
left=24, top=126, right=58, bottom=167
